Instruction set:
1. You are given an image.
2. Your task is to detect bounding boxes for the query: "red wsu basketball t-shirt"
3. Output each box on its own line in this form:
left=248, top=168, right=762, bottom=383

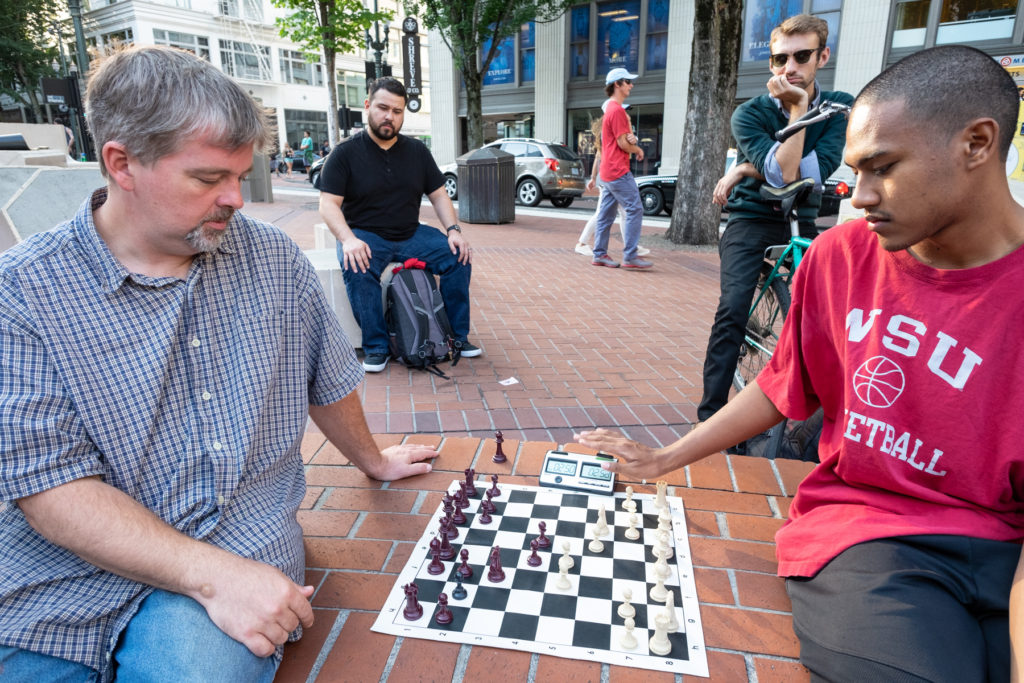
left=758, top=219, right=1024, bottom=577
left=600, top=100, right=632, bottom=183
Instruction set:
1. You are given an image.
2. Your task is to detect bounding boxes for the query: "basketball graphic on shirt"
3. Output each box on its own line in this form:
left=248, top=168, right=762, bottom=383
left=853, top=356, right=906, bottom=408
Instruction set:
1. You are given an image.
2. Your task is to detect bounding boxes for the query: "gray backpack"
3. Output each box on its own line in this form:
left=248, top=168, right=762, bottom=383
left=385, top=266, right=462, bottom=378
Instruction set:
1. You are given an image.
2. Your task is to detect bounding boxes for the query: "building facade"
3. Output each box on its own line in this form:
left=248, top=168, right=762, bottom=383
left=7, top=0, right=432, bottom=152
left=427, top=0, right=1024, bottom=175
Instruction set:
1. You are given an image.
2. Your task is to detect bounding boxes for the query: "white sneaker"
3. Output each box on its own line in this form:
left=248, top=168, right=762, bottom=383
left=637, top=246, right=651, bottom=256
left=574, top=243, right=594, bottom=256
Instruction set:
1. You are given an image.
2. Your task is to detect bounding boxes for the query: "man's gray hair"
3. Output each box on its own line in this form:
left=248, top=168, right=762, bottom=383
left=85, top=45, right=274, bottom=176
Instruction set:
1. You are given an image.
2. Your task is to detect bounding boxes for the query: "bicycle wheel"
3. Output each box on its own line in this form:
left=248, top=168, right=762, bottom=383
left=733, top=267, right=791, bottom=393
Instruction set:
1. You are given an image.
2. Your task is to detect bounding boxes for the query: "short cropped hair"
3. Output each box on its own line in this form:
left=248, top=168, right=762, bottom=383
left=857, top=45, right=1018, bottom=160
left=368, top=77, right=407, bottom=103
left=771, top=14, right=828, bottom=50
left=85, top=45, right=273, bottom=176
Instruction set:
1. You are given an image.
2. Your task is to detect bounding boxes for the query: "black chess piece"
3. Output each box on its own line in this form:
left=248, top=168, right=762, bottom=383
left=452, top=500, right=467, bottom=526
left=451, top=573, right=468, bottom=600
left=456, top=548, right=473, bottom=579
left=403, top=582, right=423, bottom=620
left=456, top=482, right=470, bottom=509
left=536, top=521, right=551, bottom=549
left=492, top=430, right=507, bottom=464
left=488, top=474, right=502, bottom=498
left=478, top=506, right=492, bottom=525
left=434, top=593, right=453, bottom=625
left=527, top=538, right=542, bottom=567
left=438, top=522, right=456, bottom=560
left=427, top=538, right=444, bottom=575
left=482, top=489, right=496, bottom=514
left=487, top=546, right=505, bottom=582
left=465, top=467, right=479, bottom=498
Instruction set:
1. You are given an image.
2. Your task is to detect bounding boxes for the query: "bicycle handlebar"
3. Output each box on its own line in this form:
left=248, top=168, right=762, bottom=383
left=774, top=100, right=851, bottom=142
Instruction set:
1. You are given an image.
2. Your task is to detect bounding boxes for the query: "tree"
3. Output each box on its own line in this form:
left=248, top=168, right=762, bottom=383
left=273, top=0, right=391, bottom=145
left=405, top=0, right=572, bottom=151
left=0, top=0, right=61, bottom=123
left=665, top=0, right=743, bottom=245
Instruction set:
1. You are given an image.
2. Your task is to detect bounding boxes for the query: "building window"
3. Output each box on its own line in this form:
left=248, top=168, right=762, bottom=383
left=596, top=0, right=641, bottom=74
left=646, top=0, right=669, bottom=70
left=891, top=0, right=929, bottom=47
left=219, top=40, right=271, bottom=81
left=283, top=109, right=328, bottom=153
left=570, top=5, right=590, bottom=79
left=219, top=0, right=262, bottom=22
left=520, top=22, right=536, bottom=83
left=337, top=71, right=367, bottom=106
left=280, top=50, right=323, bottom=86
left=153, top=29, right=210, bottom=60
left=937, top=0, right=1017, bottom=44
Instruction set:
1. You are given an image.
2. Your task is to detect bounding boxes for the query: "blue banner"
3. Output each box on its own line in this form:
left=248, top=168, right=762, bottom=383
left=742, top=0, right=802, bottom=62
left=483, top=34, right=515, bottom=86
left=596, top=0, right=640, bottom=74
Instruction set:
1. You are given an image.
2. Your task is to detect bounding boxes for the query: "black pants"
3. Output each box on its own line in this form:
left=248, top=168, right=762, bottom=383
left=698, top=216, right=816, bottom=421
left=787, top=535, right=1019, bottom=683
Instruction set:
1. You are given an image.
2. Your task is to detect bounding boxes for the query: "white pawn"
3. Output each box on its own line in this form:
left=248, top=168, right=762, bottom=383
left=623, top=486, right=637, bottom=513
left=595, top=504, right=610, bottom=537
left=654, top=548, right=672, bottom=579
left=560, top=540, right=574, bottom=569
left=650, top=572, right=668, bottom=602
left=648, top=613, right=672, bottom=656
left=620, top=616, right=638, bottom=650
left=624, top=511, right=640, bottom=541
left=556, top=563, right=572, bottom=590
left=588, top=525, right=605, bottom=554
left=663, top=592, right=679, bottom=632
left=617, top=587, right=636, bottom=619
left=657, top=508, right=672, bottom=533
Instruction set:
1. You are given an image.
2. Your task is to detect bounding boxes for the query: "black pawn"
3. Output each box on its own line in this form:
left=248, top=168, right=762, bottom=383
left=439, top=524, right=456, bottom=560
left=427, top=539, right=444, bottom=575
left=441, top=513, right=458, bottom=541
left=527, top=538, right=542, bottom=567
left=478, top=506, right=492, bottom=525
left=434, top=593, right=453, bottom=625
left=488, top=474, right=502, bottom=498
left=492, top=430, right=507, bottom=464
left=456, top=548, right=474, bottom=579
left=452, top=574, right=468, bottom=600
left=456, top=482, right=470, bottom=509
left=452, top=501, right=467, bottom=526
left=482, top=489, right=496, bottom=514
left=536, top=521, right=551, bottom=549
left=403, top=582, right=423, bottom=620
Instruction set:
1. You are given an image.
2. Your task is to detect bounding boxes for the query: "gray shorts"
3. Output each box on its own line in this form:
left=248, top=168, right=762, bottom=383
left=786, top=535, right=1020, bottom=683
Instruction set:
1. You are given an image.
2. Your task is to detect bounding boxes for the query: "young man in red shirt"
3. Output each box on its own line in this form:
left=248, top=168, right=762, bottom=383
left=590, top=68, right=652, bottom=270
left=578, top=45, right=1024, bottom=681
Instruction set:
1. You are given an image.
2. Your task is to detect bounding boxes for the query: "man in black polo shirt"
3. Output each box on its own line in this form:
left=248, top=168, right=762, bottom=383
left=318, top=78, right=480, bottom=372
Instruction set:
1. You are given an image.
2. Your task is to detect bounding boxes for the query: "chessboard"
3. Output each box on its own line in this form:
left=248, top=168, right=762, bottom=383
left=372, top=476, right=708, bottom=676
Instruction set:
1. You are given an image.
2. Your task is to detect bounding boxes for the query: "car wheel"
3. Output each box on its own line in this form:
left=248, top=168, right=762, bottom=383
left=310, top=170, right=321, bottom=190
left=444, top=173, right=458, bottom=200
left=640, top=187, right=664, bottom=216
left=516, top=178, right=542, bottom=207
left=550, top=196, right=573, bottom=208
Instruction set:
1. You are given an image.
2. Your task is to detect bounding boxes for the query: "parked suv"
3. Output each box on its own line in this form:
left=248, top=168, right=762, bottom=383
left=441, top=138, right=587, bottom=208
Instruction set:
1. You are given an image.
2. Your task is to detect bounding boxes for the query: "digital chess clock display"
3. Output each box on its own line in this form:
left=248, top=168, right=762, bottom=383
left=539, top=450, right=616, bottom=495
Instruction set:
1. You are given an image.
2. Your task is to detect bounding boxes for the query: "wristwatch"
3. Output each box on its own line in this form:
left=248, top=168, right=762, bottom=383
left=446, top=224, right=462, bottom=234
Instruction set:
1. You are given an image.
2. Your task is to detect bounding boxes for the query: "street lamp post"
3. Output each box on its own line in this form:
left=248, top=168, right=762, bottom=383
left=365, top=0, right=389, bottom=79
left=48, top=20, right=85, bottom=160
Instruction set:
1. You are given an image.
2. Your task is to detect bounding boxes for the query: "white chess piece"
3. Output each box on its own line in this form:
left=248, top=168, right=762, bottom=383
left=648, top=613, right=672, bottom=656
left=596, top=504, right=610, bottom=537
left=663, top=592, right=679, bottom=632
left=617, top=587, right=636, bottom=619
left=561, top=540, right=574, bottom=569
left=625, top=511, right=640, bottom=541
left=654, top=549, right=672, bottom=579
left=623, top=486, right=636, bottom=513
left=655, top=480, right=668, bottom=511
left=588, top=525, right=604, bottom=554
left=620, top=616, right=638, bottom=649
left=657, top=508, right=671, bottom=533
left=650, top=572, right=668, bottom=602
left=556, top=563, right=572, bottom=590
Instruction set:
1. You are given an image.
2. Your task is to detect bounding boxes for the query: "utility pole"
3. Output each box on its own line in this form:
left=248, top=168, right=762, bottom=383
left=66, top=0, right=93, bottom=160
left=365, top=0, right=389, bottom=79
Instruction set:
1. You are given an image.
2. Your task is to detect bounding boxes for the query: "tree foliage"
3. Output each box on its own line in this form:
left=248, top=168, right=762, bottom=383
left=0, top=0, right=62, bottom=122
left=405, top=0, right=573, bottom=150
left=665, top=0, right=743, bottom=245
left=272, top=0, right=390, bottom=145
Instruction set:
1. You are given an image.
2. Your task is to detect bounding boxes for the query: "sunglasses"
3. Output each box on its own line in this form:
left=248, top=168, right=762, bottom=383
left=769, top=47, right=822, bottom=68
left=621, top=79, right=633, bottom=85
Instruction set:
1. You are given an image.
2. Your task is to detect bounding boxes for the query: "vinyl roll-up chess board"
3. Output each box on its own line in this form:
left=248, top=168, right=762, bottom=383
left=372, top=480, right=709, bottom=676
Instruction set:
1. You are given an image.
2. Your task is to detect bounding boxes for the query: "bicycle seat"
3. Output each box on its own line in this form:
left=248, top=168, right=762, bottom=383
left=760, top=178, right=819, bottom=219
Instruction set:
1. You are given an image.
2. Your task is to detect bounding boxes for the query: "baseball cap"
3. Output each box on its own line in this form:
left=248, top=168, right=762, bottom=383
left=605, top=67, right=639, bottom=85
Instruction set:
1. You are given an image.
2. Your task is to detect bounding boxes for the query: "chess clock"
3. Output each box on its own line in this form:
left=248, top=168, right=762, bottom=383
left=539, top=450, right=616, bottom=495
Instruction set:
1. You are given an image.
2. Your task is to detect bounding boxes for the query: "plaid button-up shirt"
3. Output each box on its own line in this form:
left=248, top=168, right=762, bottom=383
left=0, top=189, right=362, bottom=679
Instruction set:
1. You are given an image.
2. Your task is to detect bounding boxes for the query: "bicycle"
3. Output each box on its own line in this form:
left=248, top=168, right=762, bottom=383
left=732, top=100, right=851, bottom=459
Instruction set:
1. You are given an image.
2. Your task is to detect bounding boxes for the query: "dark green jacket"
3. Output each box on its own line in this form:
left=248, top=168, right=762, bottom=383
left=727, top=88, right=854, bottom=225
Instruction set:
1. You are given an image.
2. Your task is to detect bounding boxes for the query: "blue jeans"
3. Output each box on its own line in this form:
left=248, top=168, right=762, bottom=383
left=0, top=590, right=278, bottom=682
left=592, top=172, right=643, bottom=262
left=340, top=225, right=472, bottom=355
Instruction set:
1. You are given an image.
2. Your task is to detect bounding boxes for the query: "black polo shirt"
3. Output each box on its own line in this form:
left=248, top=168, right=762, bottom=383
left=320, top=131, right=445, bottom=241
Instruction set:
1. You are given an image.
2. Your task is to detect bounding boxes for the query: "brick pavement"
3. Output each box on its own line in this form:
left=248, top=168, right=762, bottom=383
left=250, top=175, right=722, bottom=447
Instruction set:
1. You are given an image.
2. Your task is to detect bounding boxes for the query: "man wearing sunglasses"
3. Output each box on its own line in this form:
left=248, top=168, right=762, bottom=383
left=699, top=14, right=853, bottom=433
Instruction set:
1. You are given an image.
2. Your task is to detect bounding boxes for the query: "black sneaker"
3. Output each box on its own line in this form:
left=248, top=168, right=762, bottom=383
left=362, top=353, right=389, bottom=372
left=460, top=342, right=483, bottom=358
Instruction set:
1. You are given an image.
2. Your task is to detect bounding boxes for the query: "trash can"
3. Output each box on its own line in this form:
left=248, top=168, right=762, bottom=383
left=456, top=147, right=515, bottom=224
left=243, top=151, right=274, bottom=203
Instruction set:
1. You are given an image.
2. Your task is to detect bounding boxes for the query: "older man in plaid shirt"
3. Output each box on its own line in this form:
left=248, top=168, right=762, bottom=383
left=0, top=46, right=437, bottom=682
